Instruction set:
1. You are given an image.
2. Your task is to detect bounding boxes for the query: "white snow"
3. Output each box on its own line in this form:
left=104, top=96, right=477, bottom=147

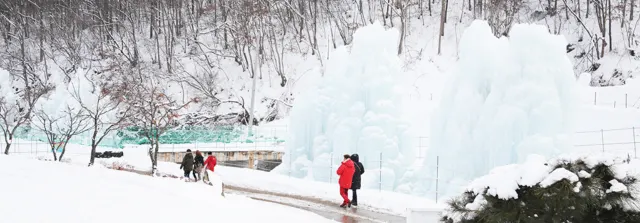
left=464, top=154, right=640, bottom=202
left=424, top=20, right=577, bottom=198
left=539, top=168, right=579, bottom=188
left=607, top=179, right=628, bottom=193
left=152, top=161, right=443, bottom=216
left=276, top=22, right=416, bottom=192
left=0, top=155, right=335, bottom=223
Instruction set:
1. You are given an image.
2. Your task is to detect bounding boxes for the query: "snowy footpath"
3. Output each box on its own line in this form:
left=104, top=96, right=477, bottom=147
left=151, top=161, right=443, bottom=221
left=0, top=155, right=337, bottom=223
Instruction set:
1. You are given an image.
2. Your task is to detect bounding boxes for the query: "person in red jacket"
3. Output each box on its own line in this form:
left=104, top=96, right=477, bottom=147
left=203, top=152, right=217, bottom=183
left=336, top=154, right=355, bottom=208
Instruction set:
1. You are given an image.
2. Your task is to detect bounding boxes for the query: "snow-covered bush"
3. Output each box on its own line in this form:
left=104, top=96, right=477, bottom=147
left=442, top=154, right=640, bottom=223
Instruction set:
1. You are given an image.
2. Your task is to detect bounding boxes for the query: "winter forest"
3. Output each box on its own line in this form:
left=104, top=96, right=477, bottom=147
left=3, top=0, right=640, bottom=222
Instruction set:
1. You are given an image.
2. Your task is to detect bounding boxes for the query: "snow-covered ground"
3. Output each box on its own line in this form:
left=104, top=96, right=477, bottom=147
left=0, top=155, right=336, bottom=223
left=157, top=161, right=443, bottom=216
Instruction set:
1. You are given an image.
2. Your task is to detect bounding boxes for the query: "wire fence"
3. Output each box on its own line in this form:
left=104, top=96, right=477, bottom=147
left=573, top=127, right=640, bottom=157
left=267, top=127, right=640, bottom=202
left=6, top=126, right=640, bottom=202
left=586, top=92, right=640, bottom=109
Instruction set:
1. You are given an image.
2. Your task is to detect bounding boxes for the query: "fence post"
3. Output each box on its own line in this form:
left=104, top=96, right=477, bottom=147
left=379, top=152, right=382, bottom=191
left=436, top=156, right=439, bottom=203
left=614, top=101, right=617, bottom=108
left=626, top=94, right=628, bottom=108
left=601, top=129, right=605, bottom=153
left=594, top=92, right=597, bottom=105
left=633, top=127, right=637, bottom=158
left=288, top=153, right=292, bottom=177
left=329, top=153, right=333, bottom=184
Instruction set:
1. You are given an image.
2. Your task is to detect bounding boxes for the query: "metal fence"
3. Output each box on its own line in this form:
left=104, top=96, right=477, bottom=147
left=7, top=126, right=640, bottom=203
left=270, top=127, right=640, bottom=203
left=587, top=92, right=640, bottom=109
left=573, top=127, right=640, bottom=157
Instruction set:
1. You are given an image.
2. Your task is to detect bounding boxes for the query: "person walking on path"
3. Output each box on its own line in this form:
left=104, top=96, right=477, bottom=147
left=193, top=150, right=204, bottom=181
left=350, top=154, right=365, bottom=207
left=203, top=152, right=217, bottom=183
left=180, top=149, right=195, bottom=180
left=337, top=154, right=355, bottom=208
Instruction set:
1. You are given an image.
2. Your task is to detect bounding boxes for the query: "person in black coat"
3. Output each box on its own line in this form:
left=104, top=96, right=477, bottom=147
left=350, top=153, right=365, bottom=207
left=193, top=150, right=205, bottom=181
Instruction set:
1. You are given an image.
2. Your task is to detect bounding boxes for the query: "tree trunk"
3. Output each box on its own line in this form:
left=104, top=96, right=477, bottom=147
left=89, top=144, right=97, bottom=166
left=4, top=134, right=13, bottom=155
left=608, top=0, right=612, bottom=51
left=153, top=140, right=160, bottom=173
left=4, top=142, right=11, bottom=155
left=587, top=0, right=590, bottom=18
left=50, top=146, right=58, bottom=161
left=438, top=0, right=447, bottom=55
left=623, top=0, right=628, bottom=28
left=59, top=146, right=66, bottom=161
left=632, top=0, right=635, bottom=21
left=59, top=138, right=72, bottom=161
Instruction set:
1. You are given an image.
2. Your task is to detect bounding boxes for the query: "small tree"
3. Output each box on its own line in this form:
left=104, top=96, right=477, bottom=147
left=125, top=72, right=197, bottom=174
left=34, top=77, right=91, bottom=161
left=34, top=105, right=90, bottom=161
left=33, top=110, right=63, bottom=161
left=69, top=73, right=130, bottom=166
left=0, top=68, right=51, bottom=155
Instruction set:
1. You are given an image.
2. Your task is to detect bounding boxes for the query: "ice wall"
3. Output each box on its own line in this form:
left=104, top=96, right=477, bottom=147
left=274, top=22, right=415, bottom=190
left=414, top=21, right=576, bottom=198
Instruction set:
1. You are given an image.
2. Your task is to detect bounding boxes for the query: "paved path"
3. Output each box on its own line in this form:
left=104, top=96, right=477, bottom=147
left=116, top=168, right=405, bottom=222
left=225, top=185, right=406, bottom=223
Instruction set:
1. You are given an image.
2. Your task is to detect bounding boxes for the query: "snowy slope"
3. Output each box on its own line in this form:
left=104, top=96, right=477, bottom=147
left=0, top=155, right=335, bottom=223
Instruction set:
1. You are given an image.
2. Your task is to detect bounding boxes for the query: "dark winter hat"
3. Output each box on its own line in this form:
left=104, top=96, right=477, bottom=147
left=207, top=152, right=213, bottom=155
left=186, top=149, right=192, bottom=152
left=351, top=154, right=360, bottom=162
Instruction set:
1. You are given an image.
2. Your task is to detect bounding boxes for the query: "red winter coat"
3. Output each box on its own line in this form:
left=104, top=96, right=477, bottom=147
left=337, top=159, right=356, bottom=189
left=204, top=156, right=217, bottom=172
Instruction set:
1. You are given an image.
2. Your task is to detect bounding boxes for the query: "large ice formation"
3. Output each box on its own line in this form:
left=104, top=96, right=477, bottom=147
left=274, top=22, right=415, bottom=191
left=412, top=21, right=576, bottom=198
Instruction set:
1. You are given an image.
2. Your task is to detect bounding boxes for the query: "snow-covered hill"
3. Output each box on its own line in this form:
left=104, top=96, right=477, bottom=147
left=2, top=0, right=638, bottom=128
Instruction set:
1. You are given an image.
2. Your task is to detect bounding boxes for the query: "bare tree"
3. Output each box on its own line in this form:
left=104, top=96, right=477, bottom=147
left=34, top=105, right=90, bottom=161
left=70, top=72, right=131, bottom=166
left=125, top=71, right=197, bottom=174
left=485, top=0, right=523, bottom=36
left=33, top=110, right=63, bottom=161
left=438, top=0, right=448, bottom=55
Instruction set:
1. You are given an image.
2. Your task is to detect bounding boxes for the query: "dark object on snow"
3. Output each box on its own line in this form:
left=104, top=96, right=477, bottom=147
left=566, top=44, right=575, bottom=53
left=350, top=154, right=365, bottom=206
left=193, top=151, right=204, bottom=181
left=350, top=154, right=365, bottom=190
left=180, top=152, right=194, bottom=172
left=588, top=63, right=601, bottom=72
left=95, top=151, right=124, bottom=159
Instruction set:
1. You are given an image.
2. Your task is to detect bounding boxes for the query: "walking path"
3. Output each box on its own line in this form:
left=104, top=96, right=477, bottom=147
left=225, top=185, right=406, bottom=223
left=117, top=168, right=406, bottom=222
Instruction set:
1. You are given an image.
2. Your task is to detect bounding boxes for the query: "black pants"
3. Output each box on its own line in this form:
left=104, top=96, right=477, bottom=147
left=192, top=170, right=200, bottom=181
left=351, top=189, right=358, bottom=205
left=184, top=169, right=191, bottom=178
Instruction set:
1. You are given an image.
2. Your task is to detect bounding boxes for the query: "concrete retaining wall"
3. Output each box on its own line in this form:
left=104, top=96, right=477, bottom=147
left=158, top=150, right=283, bottom=170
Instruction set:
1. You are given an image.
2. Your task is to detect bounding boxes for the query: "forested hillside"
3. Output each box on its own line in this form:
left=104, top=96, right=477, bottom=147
left=0, top=0, right=638, bottom=128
